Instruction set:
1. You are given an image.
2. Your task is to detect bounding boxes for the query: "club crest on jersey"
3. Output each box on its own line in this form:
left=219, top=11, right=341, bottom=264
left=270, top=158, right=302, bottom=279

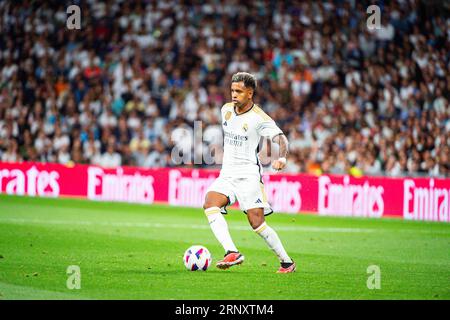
left=242, top=123, right=248, bottom=132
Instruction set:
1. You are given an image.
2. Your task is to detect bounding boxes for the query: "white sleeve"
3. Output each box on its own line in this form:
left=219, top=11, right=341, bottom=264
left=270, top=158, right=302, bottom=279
left=256, top=119, right=283, bottom=140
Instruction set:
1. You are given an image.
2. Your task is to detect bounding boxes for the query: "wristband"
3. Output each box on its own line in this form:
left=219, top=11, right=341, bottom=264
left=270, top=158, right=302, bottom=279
left=278, top=157, right=287, bottom=164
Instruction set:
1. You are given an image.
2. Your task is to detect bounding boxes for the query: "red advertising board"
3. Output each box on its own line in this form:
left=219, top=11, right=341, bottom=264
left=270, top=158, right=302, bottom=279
left=0, top=161, right=449, bottom=222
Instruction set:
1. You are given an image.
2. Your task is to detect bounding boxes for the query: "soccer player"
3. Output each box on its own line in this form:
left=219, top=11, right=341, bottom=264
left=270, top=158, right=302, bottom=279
left=203, top=72, right=296, bottom=273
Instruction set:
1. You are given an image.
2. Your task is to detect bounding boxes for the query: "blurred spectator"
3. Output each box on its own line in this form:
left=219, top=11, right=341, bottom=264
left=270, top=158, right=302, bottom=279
left=99, top=143, right=122, bottom=168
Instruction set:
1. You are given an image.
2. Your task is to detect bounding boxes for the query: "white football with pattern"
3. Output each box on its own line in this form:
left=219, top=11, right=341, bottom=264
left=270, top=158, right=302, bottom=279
left=183, top=245, right=212, bottom=271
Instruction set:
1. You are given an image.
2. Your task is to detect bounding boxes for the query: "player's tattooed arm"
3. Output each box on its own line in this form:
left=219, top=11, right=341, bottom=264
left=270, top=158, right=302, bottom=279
left=271, top=134, right=289, bottom=171
left=272, top=134, right=289, bottom=158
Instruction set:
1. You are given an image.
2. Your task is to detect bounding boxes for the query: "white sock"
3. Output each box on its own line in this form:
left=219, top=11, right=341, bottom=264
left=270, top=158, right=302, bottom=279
left=205, top=207, right=238, bottom=253
left=254, top=222, right=292, bottom=263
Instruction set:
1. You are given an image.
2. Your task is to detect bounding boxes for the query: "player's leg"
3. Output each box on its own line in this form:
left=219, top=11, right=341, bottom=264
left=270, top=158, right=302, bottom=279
left=247, top=208, right=296, bottom=273
left=203, top=191, right=244, bottom=269
left=203, top=191, right=236, bottom=252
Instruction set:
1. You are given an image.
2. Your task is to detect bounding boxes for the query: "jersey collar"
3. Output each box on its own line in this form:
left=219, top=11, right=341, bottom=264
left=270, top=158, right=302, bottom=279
left=234, top=103, right=255, bottom=116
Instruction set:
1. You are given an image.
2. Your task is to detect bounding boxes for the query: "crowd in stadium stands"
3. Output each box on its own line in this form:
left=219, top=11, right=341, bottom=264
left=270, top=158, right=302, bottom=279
left=0, top=0, right=448, bottom=177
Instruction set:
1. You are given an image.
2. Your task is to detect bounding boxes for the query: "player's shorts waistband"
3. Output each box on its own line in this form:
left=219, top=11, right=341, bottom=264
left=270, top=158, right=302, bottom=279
left=219, top=171, right=262, bottom=180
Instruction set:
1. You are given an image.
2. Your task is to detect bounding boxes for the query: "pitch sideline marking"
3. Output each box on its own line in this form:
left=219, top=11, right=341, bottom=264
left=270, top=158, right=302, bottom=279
left=0, top=217, right=376, bottom=233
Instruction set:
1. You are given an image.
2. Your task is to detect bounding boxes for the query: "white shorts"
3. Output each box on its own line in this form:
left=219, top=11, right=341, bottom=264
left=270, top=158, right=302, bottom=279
left=206, top=175, right=273, bottom=216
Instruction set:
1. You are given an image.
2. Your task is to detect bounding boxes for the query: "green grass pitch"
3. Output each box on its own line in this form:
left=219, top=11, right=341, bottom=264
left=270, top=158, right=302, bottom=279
left=0, top=194, right=449, bottom=300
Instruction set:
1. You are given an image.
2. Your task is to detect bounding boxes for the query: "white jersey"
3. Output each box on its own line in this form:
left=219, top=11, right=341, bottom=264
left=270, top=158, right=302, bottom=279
left=219, top=102, right=283, bottom=178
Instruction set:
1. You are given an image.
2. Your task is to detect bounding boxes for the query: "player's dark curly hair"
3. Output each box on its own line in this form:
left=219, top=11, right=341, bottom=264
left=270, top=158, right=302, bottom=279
left=231, top=72, right=257, bottom=91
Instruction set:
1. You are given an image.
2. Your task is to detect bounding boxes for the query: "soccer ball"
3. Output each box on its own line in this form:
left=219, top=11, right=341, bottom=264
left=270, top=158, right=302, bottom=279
left=183, top=245, right=212, bottom=271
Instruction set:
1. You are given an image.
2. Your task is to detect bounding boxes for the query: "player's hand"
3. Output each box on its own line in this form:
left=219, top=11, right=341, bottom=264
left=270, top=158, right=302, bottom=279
left=272, top=157, right=287, bottom=171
